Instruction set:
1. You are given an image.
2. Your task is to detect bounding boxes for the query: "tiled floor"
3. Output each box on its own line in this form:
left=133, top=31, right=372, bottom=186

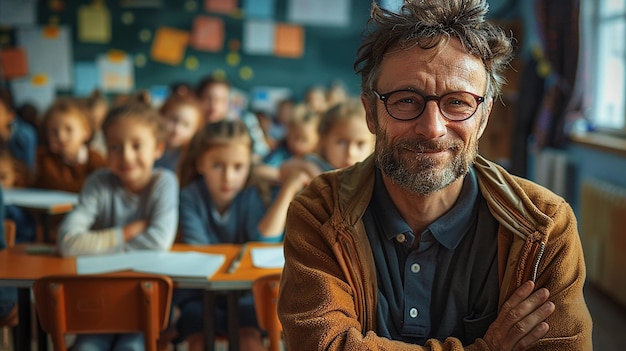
left=1, top=281, right=624, bottom=350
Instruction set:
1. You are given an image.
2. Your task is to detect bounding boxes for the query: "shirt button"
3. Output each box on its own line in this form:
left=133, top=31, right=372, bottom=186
left=409, top=308, right=419, bottom=318
left=396, top=234, right=406, bottom=243
left=411, top=263, right=421, bottom=273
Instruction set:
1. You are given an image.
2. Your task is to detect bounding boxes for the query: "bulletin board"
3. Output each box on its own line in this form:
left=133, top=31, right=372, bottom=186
left=0, top=0, right=371, bottom=107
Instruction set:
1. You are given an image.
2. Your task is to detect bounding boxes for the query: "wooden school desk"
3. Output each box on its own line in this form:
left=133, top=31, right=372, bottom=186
left=0, top=242, right=282, bottom=351
left=3, top=188, right=78, bottom=243
left=173, top=243, right=283, bottom=351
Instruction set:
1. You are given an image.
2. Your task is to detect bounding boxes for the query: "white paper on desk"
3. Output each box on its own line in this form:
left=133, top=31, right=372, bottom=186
left=3, top=188, right=78, bottom=208
left=133, top=252, right=226, bottom=279
left=77, top=251, right=156, bottom=274
left=251, top=246, right=284, bottom=269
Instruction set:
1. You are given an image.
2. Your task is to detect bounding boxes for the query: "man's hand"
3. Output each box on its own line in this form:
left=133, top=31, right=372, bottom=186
left=483, top=281, right=555, bottom=350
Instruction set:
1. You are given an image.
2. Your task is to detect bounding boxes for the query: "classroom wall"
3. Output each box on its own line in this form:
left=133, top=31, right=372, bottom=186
left=1, top=0, right=520, bottom=109
left=33, top=0, right=372, bottom=102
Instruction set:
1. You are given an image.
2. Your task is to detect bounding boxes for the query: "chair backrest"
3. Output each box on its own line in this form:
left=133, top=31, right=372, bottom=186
left=3, top=219, right=15, bottom=248
left=33, top=274, right=172, bottom=351
left=252, top=273, right=282, bottom=351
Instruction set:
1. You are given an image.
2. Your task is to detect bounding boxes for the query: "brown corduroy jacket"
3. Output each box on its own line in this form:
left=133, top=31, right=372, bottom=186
left=278, top=154, right=592, bottom=350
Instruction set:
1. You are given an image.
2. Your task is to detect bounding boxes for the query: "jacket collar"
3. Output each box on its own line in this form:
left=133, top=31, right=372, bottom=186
left=335, top=154, right=553, bottom=244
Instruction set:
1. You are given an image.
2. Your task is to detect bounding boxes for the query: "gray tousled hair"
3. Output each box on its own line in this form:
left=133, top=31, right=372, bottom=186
left=354, top=0, right=515, bottom=100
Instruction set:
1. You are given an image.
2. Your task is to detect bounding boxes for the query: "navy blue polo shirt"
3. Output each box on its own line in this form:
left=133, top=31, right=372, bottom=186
left=362, top=167, right=499, bottom=345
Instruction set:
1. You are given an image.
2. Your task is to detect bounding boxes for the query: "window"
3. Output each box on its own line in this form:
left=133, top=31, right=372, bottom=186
left=587, top=0, right=626, bottom=133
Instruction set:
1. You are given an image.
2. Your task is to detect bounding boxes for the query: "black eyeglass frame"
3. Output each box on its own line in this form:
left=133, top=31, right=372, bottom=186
left=372, top=89, right=486, bottom=122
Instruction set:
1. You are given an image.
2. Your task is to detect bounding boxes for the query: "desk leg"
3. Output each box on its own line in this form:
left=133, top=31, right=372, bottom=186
left=40, top=214, right=51, bottom=244
left=16, top=288, right=31, bottom=351
left=226, top=291, right=240, bottom=351
left=203, top=291, right=216, bottom=351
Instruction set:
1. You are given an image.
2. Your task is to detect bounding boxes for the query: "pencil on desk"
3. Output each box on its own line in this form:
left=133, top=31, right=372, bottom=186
left=227, top=242, right=248, bottom=274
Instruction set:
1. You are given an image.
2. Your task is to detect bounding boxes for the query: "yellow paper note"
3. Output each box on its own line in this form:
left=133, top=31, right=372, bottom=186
left=78, top=5, right=111, bottom=43
left=150, top=27, right=189, bottom=65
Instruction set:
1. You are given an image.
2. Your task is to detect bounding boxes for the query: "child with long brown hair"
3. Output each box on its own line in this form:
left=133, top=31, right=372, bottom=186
left=34, top=97, right=106, bottom=193
left=154, top=91, right=202, bottom=171
left=57, top=100, right=179, bottom=350
left=173, top=119, right=284, bottom=351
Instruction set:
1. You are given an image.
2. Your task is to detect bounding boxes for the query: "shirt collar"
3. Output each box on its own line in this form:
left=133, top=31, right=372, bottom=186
left=370, top=167, right=479, bottom=250
left=428, top=167, right=478, bottom=249
left=371, top=169, right=415, bottom=247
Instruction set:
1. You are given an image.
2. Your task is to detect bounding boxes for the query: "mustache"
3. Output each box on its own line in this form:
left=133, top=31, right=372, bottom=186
left=393, top=139, right=461, bottom=153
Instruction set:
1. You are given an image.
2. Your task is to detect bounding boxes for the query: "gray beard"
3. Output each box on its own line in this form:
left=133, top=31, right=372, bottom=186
left=375, top=137, right=475, bottom=195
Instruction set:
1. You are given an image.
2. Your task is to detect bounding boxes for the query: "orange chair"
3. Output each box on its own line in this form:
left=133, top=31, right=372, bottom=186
left=3, top=219, right=15, bottom=248
left=33, top=274, right=173, bottom=351
left=1, top=219, right=17, bottom=348
left=252, top=273, right=282, bottom=351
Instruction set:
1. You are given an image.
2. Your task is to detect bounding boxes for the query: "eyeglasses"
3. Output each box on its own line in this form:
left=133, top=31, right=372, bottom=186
left=372, top=89, right=485, bottom=122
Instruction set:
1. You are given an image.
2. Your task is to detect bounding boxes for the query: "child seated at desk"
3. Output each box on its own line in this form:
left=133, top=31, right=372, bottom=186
left=0, top=148, right=36, bottom=243
left=280, top=98, right=375, bottom=176
left=34, top=97, right=106, bottom=193
left=0, top=88, right=37, bottom=171
left=0, top=187, right=17, bottom=326
left=172, top=119, right=286, bottom=351
left=154, top=91, right=202, bottom=172
left=57, top=101, right=179, bottom=351
left=253, top=106, right=321, bottom=185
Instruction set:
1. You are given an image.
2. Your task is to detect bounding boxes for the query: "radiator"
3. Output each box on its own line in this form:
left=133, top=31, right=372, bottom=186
left=580, top=178, right=626, bottom=306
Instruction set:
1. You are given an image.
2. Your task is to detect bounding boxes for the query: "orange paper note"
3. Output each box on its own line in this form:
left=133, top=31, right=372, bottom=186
left=205, top=0, right=237, bottom=14
left=0, top=47, right=28, bottom=79
left=150, top=27, right=189, bottom=65
left=274, top=24, right=304, bottom=58
left=191, top=16, right=224, bottom=52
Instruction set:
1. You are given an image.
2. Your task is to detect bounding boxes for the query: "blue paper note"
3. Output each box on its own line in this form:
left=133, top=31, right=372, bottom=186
left=74, top=62, right=100, bottom=97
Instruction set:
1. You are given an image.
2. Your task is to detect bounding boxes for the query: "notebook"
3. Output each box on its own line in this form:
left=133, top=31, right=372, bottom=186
left=77, top=251, right=226, bottom=279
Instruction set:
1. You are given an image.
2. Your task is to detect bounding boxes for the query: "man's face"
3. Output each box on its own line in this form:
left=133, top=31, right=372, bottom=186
left=363, top=39, right=492, bottom=195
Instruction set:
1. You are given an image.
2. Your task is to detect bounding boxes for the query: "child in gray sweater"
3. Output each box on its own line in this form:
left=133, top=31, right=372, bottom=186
left=57, top=101, right=178, bottom=350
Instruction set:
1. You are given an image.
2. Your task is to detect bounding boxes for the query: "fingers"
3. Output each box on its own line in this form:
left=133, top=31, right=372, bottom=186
left=484, top=281, right=555, bottom=351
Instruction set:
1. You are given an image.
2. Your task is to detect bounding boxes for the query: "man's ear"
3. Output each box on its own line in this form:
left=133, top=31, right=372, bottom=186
left=361, top=94, right=376, bottom=134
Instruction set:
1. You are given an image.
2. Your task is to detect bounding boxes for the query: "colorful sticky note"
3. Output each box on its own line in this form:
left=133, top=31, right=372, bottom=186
left=0, top=47, right=28, bottom=79
left=11, top=75, right=56, bottom=113
left=205, top=0, right=238, bottom=14
left=191, top=16, right=224, bottom=52
left=73, top=61, right=100, bottom=97
left=243, top=0, right=275, bottom=19
left=97, top=51, right=134, bottom=92
left=78, top=4, right=111, bottom=43
left=287, top=0, right=350, bottom=27
left=0, top=0, right=37, bottom=26
left=274, top=24, right=304, bottom=58
left=150, top=27, right=189, bottom=66
left=16, top=26, right=73, bottom=89
left=243, top=20, right=274, bottom=55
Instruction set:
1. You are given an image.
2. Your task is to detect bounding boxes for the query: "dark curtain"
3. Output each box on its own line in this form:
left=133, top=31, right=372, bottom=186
left=532, top=0, right=580, bottom=149
left=510, top=54, right=545, bottom=177
left=510, top=0, right=580, bottom=177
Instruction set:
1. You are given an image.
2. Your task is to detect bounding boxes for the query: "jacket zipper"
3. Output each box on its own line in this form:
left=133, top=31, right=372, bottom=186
left=531, top=242, right=546, bottom=282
